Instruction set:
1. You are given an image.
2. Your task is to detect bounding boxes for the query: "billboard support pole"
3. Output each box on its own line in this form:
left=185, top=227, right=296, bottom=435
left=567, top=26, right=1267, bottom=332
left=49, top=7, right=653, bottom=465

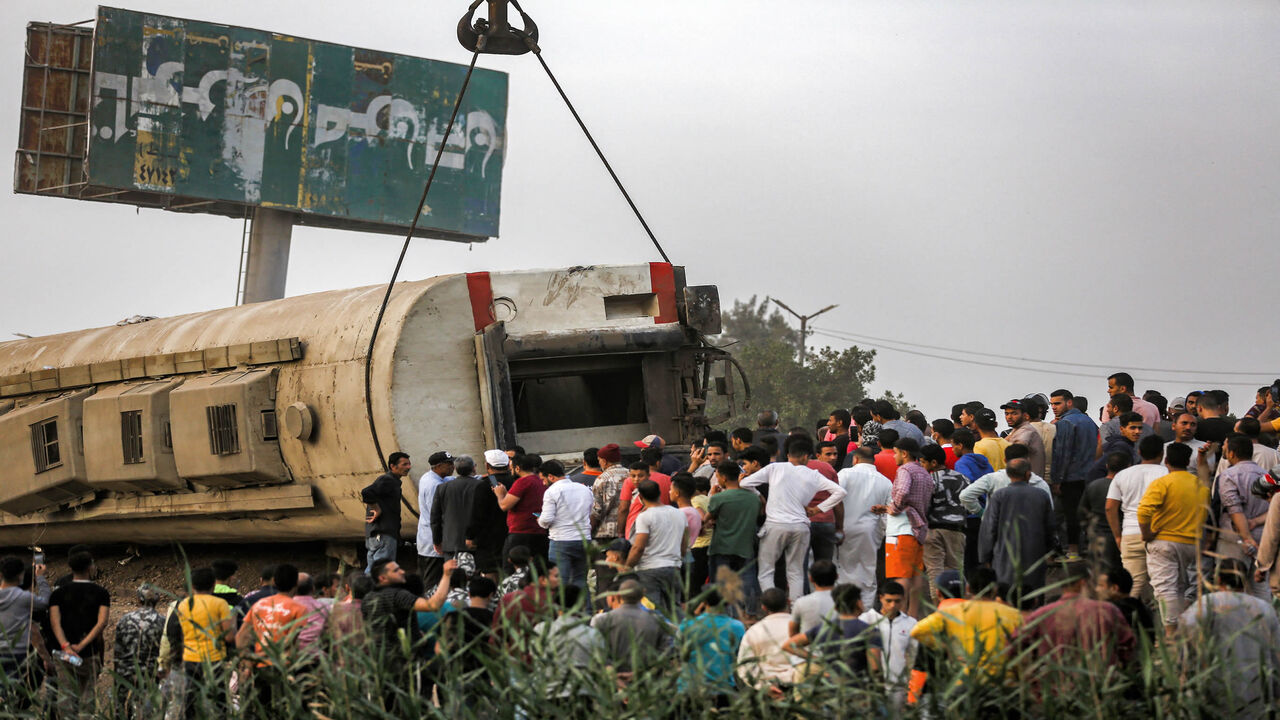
left=241, top=209, right=294, bottom=304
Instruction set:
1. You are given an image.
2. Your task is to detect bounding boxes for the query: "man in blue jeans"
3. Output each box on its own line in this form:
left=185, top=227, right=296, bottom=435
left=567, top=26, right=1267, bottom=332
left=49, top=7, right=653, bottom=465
left=362, top=452, right=411, bottom=573
left=537, top=459, right=594, bottom=588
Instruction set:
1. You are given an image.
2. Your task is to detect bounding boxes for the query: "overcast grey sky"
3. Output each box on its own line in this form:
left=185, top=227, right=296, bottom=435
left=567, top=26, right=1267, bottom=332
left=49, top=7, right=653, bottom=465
left=3, top=0, right=1278, bottom=422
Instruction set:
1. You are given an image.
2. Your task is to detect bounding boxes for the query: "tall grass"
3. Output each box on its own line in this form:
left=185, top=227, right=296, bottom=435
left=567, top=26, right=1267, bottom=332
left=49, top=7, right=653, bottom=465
left=2, top=574, right=1276, bottom=719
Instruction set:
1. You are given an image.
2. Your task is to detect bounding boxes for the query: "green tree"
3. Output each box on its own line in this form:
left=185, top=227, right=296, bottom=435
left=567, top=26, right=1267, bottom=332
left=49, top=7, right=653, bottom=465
left=709, top=297, right=912, bottom=430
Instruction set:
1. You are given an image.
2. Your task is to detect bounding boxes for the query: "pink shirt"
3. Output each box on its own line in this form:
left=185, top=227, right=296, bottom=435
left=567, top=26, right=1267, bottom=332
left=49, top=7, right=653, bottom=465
left=679, top=506, right=702, bottom=544
left=1101, top=395, right=1161, bottom=427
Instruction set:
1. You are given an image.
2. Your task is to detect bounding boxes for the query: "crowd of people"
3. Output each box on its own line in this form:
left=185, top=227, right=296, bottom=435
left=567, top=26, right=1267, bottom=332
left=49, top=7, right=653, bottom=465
left=2, top=373, right=1280, bottom=717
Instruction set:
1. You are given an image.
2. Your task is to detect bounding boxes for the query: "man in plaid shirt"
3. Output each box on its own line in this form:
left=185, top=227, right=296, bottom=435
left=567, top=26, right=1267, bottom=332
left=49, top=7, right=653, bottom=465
left=872, top=438, right=934, bottom=619
left=591, top=444, right=630, bottom=544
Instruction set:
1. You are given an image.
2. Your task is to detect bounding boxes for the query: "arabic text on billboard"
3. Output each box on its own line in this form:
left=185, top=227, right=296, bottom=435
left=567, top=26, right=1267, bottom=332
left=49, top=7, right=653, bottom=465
left=88, top=6, right=507, bottom=238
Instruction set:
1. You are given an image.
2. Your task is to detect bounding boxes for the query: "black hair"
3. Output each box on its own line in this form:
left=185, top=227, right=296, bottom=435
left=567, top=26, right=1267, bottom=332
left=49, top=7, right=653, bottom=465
left=370, top=560, right=396, bottom=582
left=68, top=551, right=94, bottom=575
left=515, top=454, right=542, bottom=473
left=1237, top=417, right=1262, bottom=439
left=760, top=587, right=788, bottom=613
left=1104, top=566, right=1133, bottom=595
left=629, top=461, right=650, bottom=473
left=963, top=401, right=985, bottom=417
left=738, top=447, right=771, bottom=466
left=1145, top=392, right=1167, bottom=416
left=872, top=399, right=901, bottom=420
left=951, top=428, right=976, bottom=450
left=716, top=460, right=742, bottom=482
left=975, top=412, right=998, bottom=432
left=1108, top=372, right=1135, bottom=392
left=670, top=474, right=696, bottom=501
left=1118, top=411, right=1144, bottom=428
left=1109, top=394, right=1134, bottom=414
left=1138, top=434, right=1165, bottom=461
left=1164, top=442, right=1192, bottom=469
left=505, top=445, right=526, bottom=455
left=1004, top=443, right=1030, bottom=461
left=1050, top=389, right=1073, bottom=401
left=1215, top=558, right=1249, bottom=591
left=637, top=479, right=661, bottom=503
left=540, top=459, right=566, bottom=477
left=851, top=406, right=873, bottom=426
left=815, top=440, right=838, bottom=454
left=920, top=444, right=947, bottom=466
left=507, top=545, right=532, bottom=567
left=730, top=427, right=754, bottom=445
left=1226, top=435, right=1254, bottom=461
left=931, top=418, right=955, bottom=438
left=190, top=567, right=216, bottom=592
left=830, top=408, right=851, bottom=429
left=878, top=579, right=905, bottom=597
left=469, top=576, right=497, bottom=598
left=1074, top=396, right=1090, bottom=413
left=786, top=437, right=814, bottom=458
left=878, top=428, right=899, bottom=451
left=640, top=446, right=663, bottom=466
left=1105, top=451, right=1134, bottom=475
left=349, top=573, right=374, bottom=600
left=895, top=437, right=921, bottom=459
left=1197, top=392, right=1221, bottom=411
left=703, top=429, right=729, bottom=444
left=906, top=410, right=929, bottom=433
left=0, top=556, right=24, bottom=584
left=260, top=564, right=277, bottom=581
left=582, top=447, right=600, bottom=469
left=273, top=563, right=299, bottom=593
left=388, top=451, right=410, bottom=467
left=809, top=560, right=837, bottom=587
left=967, top=567, right=998, bottom=597
left=950, top=404, right=965, bottom=425
left=211, top=559, right=238, bottom=582
left=831, top=584, right=863, bottom=614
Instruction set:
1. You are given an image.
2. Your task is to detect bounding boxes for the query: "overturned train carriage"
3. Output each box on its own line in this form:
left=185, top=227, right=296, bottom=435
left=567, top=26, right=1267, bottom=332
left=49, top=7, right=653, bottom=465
left=0, top=263, right=741, bottom=546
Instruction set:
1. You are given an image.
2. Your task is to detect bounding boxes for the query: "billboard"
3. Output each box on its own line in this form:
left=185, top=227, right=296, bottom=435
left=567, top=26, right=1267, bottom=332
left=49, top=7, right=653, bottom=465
left=18, top=7, right=508, bottom=241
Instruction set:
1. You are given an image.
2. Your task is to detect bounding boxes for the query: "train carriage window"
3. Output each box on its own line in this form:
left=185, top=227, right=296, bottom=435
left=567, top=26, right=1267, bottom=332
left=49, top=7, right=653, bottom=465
left=30, top=418, right=61, bottom=472
left=261, top=410, right=278, bottom=441
left=206, top=404, right=240, bottom=456
left=510, top=358, right=647, bottom=433
left=121, top=410, right=144, bottom=464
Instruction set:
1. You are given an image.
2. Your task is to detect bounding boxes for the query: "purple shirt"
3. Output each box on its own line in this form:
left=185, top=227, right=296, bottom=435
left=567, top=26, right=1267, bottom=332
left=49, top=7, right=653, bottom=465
left=888, top=462, right=934, bottom=543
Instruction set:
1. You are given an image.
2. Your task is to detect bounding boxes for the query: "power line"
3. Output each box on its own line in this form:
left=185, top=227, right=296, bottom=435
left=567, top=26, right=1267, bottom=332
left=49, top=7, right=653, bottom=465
left=809, top=329, right=1271, bottom=389
left=811, top=325, right=1276, bottom=378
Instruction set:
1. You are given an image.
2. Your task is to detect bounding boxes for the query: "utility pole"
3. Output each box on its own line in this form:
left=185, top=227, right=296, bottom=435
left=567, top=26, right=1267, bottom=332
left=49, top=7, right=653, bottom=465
left=769, top=298, right=837, bottom=366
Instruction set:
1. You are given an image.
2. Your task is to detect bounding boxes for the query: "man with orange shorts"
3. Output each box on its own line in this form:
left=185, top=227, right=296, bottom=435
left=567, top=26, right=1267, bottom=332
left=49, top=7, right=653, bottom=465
left=872, top=438, right=934, bottom=619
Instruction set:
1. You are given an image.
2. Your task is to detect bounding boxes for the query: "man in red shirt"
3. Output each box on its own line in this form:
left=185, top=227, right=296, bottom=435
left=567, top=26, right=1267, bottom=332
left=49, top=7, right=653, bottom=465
left=930, top=419, right=959, bottom=469
left=874, top=429, right=902, bottom=480
left=495, top=454, right=549, bottom=572
left=235, top=564, right=308, bottom=712
left=618, top=453, right=672, bottom=539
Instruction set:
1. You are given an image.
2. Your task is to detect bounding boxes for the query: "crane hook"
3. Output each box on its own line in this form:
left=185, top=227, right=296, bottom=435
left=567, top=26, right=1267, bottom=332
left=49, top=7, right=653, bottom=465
left=458, top=0, right=539, bottom=55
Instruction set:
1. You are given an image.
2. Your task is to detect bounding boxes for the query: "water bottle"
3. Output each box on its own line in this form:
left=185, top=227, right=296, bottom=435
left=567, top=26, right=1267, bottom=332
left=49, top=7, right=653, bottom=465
left=53, top=650, right=82, bottom=667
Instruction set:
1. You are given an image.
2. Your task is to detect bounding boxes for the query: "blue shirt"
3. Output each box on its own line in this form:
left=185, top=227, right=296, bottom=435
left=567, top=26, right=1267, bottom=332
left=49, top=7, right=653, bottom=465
left=955, top=453, right=995, bottom=483
left=1051, top=409, right=1099, bottom=485
left=677, top=613, right=746, bottom=693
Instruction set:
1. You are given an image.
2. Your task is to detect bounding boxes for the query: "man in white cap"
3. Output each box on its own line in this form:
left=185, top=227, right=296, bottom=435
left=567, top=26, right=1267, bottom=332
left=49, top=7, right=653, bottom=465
left=430, top=450, right=509, bottom=580
left=634, top=434, right=683, bottom=476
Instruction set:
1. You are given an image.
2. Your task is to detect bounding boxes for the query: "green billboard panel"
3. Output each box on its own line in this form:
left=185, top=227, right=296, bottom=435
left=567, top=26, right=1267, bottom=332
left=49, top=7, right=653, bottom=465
left=86, top=6, right=507, bottom=239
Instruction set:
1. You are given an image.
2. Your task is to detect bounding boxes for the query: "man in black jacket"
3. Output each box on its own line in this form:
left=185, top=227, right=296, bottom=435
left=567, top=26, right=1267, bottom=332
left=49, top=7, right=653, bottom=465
left=431, top=449, right=510, bottom=581
left=362, top=452, right=411, bottom=573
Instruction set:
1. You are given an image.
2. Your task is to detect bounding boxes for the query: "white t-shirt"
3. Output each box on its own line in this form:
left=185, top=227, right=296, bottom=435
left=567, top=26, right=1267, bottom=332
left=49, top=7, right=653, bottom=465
left=632, top=504, right=687, bottom=570
left=1105, top=463, right=1169, bottom=535
left=885, top=512, right=913, bottom=539
left=791, top=589, right=835, bottom=635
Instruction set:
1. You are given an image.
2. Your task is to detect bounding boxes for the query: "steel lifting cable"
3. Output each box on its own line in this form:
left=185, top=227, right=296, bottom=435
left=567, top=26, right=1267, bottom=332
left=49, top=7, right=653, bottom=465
left=365, top=3, right=677, bottom=485
left=508, top=0, right=672, bottom=264
left=364, top=46, right=483, bottom=485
